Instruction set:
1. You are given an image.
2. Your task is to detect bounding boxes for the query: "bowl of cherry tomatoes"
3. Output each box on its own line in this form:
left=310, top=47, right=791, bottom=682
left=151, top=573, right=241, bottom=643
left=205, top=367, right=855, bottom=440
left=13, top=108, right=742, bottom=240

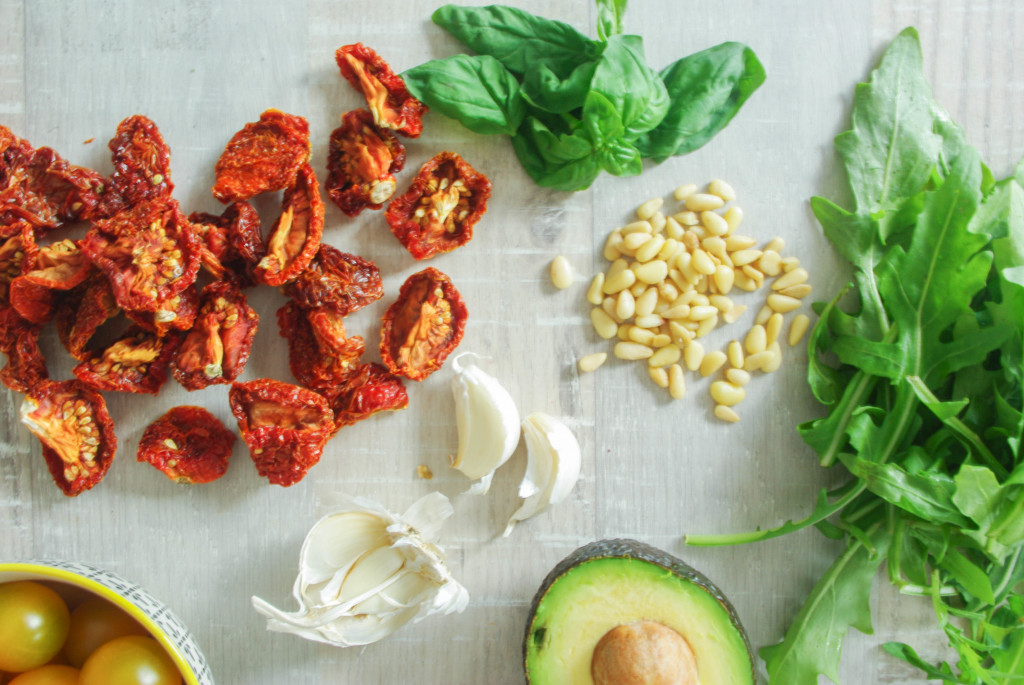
left=0, top=561, right=213, bottom=685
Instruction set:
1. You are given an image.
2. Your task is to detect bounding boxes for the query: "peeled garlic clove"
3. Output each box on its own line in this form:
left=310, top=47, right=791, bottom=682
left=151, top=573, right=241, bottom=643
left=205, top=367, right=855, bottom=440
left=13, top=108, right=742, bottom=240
left=502, top=412, right=582, bottom=537
left=251, top=491, right=468, bottom=647
left=449, top=353, right=521, bottom=494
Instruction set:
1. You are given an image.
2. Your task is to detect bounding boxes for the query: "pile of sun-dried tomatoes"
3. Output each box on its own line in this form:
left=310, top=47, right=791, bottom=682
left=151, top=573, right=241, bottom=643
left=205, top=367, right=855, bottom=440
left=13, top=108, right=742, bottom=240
left=1, top=43, right=491, bottom=496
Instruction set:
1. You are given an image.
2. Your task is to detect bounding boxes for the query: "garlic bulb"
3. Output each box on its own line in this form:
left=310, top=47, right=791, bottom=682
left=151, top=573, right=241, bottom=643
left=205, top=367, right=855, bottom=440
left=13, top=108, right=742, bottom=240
left=502, top=412, right=582, bottom=537
left=449, top=352, right=521, bottom=494
left=251, top=491, right=468, bottom=647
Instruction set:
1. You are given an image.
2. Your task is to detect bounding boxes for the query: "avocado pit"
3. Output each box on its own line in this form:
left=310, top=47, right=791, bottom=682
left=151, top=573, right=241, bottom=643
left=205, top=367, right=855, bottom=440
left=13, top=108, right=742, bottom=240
left=591, top=620, right=698, bottom=685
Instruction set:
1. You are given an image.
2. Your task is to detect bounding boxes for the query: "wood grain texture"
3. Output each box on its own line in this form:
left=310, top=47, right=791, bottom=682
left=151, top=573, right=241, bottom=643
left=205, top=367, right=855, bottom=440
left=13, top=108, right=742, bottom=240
left=0, top=1, right=1021, bottom=683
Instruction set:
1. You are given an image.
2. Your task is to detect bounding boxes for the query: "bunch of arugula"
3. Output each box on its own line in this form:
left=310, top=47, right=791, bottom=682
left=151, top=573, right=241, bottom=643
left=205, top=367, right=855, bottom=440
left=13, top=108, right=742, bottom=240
left=686, top=27, right=1024, bottom=684
left=402, top=1, right=764, bottom=191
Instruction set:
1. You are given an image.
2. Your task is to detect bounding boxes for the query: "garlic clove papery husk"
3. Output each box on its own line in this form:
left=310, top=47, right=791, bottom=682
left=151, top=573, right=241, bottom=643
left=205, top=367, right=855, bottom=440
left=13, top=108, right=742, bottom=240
left=449, top=352, right=521, bottom=494
left=251, top=491, right=468, bottom=647
left=502, top=412, right=582, bottom=537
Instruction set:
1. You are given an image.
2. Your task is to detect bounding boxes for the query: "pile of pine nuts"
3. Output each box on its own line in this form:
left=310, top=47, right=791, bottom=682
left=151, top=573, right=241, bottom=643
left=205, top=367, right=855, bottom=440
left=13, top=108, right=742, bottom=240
left=562, top=179, right=812, bottom=423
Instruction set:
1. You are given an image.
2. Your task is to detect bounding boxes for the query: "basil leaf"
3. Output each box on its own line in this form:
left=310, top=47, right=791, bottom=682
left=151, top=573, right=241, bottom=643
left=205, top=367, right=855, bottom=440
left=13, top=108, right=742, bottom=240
left=595, top=0, right=627, bottom=40
left=511, top=117, right=603, bottom=192
left=585, top=34, right=668, bottom=140
left=635, top=41, right=764, bottom=162
left=520, top=56, right=601, bottom=114
left=403, top=54, right=525, bottom=136
left=597, top=140, right=642, bottom=177
left=432, top=4, right=596, bottom=78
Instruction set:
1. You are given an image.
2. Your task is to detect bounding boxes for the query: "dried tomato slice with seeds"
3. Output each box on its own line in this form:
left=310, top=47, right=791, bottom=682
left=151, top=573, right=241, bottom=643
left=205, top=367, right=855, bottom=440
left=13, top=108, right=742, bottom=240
left=173, top=280, right=258, bottom=390
left=379, top=267, right=467, bottom=381
left=188, top=201, right=260, bottom=286
left=335, top=44, right=427, bottom=138
left=212, top=109, right=311, bottom=203
left=73, top=325, right=182, bottom=394
left=0, top=224, right=38, bottom=305
left=282, top=244, right=383, bottom=315
left=0, top=317, right=48, bottom=393
left=19, top=379, right=117, bottom=496
left=124, top=283, right=199, bottom=337
left=385, top=151, right=491, bottom=260
left=137, top=406, right=235, bottom=484
left=99, top=115, right=174, bottom=215
left=0, top=125, right=105, bottom=230
left=9, top=238, right=93, bottom=324
left=325, top=109, right=406, bottom=216
left=55, top=275, right=120, bottom=361
left=328, top=362, right=408, bottom=432
left=82, top=198, right=201, bottom=312
left=277, top=301, right=364, bottom=391
left=253, top=164, right=323, bottom=287
left=228, top=378, right=334, bottom=487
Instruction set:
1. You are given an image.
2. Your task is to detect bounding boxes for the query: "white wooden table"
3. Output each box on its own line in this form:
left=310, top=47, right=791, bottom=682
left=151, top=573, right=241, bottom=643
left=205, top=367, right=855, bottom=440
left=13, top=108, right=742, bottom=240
left=2, top=1, right=1022, bottom=683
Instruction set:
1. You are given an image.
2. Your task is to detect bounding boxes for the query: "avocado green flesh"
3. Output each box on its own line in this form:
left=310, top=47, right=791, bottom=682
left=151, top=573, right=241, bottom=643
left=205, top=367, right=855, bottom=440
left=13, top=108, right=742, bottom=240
left=525, top=556, right=753, bottom=685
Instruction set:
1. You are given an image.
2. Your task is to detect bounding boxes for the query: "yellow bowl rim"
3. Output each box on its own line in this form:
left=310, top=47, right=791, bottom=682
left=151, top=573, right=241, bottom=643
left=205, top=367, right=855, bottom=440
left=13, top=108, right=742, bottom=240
left=0, top=562, right=201, bottom=685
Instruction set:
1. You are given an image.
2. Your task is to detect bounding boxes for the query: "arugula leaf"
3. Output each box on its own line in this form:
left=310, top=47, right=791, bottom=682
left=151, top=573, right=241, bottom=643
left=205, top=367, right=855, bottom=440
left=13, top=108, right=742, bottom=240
left=635, top=42, right=765, bottom=162
left=403, top=54, right=525, bottom=136
left=595, top=0, right=627, bottom=40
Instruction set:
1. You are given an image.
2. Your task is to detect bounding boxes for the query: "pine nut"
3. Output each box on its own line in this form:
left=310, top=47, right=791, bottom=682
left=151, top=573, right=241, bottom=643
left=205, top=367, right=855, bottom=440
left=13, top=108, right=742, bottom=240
left=713, top=265, right=735, bottom=294
left=723, top=207, right=743, bottom=233
left=723, top=304, right=747, bottom=324
left=699, top=350, right=727, bottom=377
left=657, top=281, right=680, bottom=303
left=591, top=308, right=619, bottom=339
left=709, top=294, right=733, bottom=313
left=669, top=267, right=690, bottom=291
left=587, top=273, right=605, bottom=305
left=773, top=267, right=809, bottom=291
left=629, top=280, right=647, bottom=297
left=604, top=230, right=624, bottom=260
left=670, top=321, right=694, bottom=346
left=727, top=340, right=744, bottom=369
left=702, top=210, right=729, bottom=236
left=668, top=364, right=686, bottom=399
left=684, top=341, right=704, bottom=371
left=731, top=249, right=762, bottom=267
left=708, top=179, right=736, bottom=202
left=623, top=232, right=650, bottom=251
left=741, top=265, right=765, bottom=287
left=765, top=312, right=783, bottom=346
left=649, top=366, right=670, bottom=388
left=779, top=284, right=812, bottom=299
left=602, top=297, right=621, bottom=322
left=635, top=234, right=666, bottom=263
left=650, top=211, right=667, bottom=233
left=550, top=255, right=573, bottom=289
left=685, top=193, right=725, bottom=212
left=726, top=368, right=751, bottom=386
left=702, top=236, right=727, bottom=259
left=681, top=230, right=700, bottom=252
left=758, top=250, right=782, bottom=276
left=629, top=326, right=656, bottom=345
left=622, top=220, right=654, bottom=235
left=673, top=184, right=698, bottom=201
left=635, top=260, right=669, bottom=285
left=689, top=305, right=718, bottom=321
left=696, top=313, right=718, bottom=338
left=673, top=211, right=699, bottom=226
left=692, top=249, right=716, bottom=275
left=781, top=256, right=801, bottom=272
left=637, top=197, right=664, bottom=221
left=743, top=350, right=774, bottom=372
left=615, top=341, right=654, bottom=360
left=618, top=323, right=632, bottom=340
left=635, top=314, right=664, bottom=329
left=767, top=293, right=801, bottom=313
left=663, top=305, right=691, bottom=320
left=652, top=333, right=673, bottom=347
left=603, top=268, right=636, bottom=294
left=715, top=405, right=740, bottom=423
left=763, top=342, right=783, bottom=373
left=649, top=344, right=681, bottom=368
left=665, top=216, right=685, bottom=240
left=616, top=289, right=636, bottom=320
left=745, top=324, right=768, bottom=354
left=608, top=258, right=629, bottom=278
left=734, top=270, right=758, bottom=292
left=658, top=238, right=682, bottom=262
left=789, top=314, right=810, bottom=346
left=725, top=235, right=756, bottom=252
left=711, top=380, right=745, bottom=406
left=635, top=287, right=659, bottom=317
left=755, top=304, right=773, bottom=325
left=578, top=352, right=607, bottom=373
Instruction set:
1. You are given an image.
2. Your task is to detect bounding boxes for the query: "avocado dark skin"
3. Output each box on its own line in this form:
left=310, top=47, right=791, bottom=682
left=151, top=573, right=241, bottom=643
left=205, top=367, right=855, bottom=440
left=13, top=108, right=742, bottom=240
left=523, top=538, right=756, bottom=685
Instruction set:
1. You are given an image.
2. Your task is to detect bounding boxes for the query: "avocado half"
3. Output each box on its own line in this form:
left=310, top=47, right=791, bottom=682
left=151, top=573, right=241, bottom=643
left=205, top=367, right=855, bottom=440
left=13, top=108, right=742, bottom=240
left=524, top=538, right=756, bottom=685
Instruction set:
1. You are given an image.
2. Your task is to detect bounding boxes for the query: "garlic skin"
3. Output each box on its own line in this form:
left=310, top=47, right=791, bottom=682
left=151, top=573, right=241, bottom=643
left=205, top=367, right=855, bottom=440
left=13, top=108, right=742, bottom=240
left=502, top=412, right=582, bottom=537
left=449, top=352, right=521, bottom=494
left=251, top=492, right=468, bottom=647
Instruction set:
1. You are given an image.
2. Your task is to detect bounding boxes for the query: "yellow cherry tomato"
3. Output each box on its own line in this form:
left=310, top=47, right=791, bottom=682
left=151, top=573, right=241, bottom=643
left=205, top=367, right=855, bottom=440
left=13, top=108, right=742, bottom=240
left=0, top=582, right=70, bottom=673
left=79, top=635, right=181, bottom=685
left=8, top=665, right=79, bottom=685
left=62, top=598, right=148, bottom=667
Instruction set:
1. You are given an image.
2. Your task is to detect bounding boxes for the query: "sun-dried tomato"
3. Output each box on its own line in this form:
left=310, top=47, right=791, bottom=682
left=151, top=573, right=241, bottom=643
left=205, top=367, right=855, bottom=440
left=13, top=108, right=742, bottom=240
left=325, top=109, right=406, bottom=216
left=212, top=109, right=311, bottom=203
left=379, top=267, right=467, bottom=381
left=277, top=301, right=364, bottom=391
left=19, top=379, right=117, bottom=496
left=335, top=44, right=427, bottom=138
left=98, top=115, right=174, bottom=216
left=82, top=198, right=201, bottom=312
left=0, top=224, right=37, bottom=303
left=188, top=201, right=260, bottom=286
left=385, top=151, right=491, bottom=260
left=0, top=125, right=105, bottom=231
left=282, top=244, right=382, bottom=315
left=173, top=281, right=258, bottom=390
left=55, top=275, right=120, bottom=361
left=8, top=238, right=93, bottom=324
left=228, top=378, right=334, bottom=487
left=253, top=164, right=323, bottom=287
left=328, top=362, right=408, bottom=432
left=0, top=317, right=47, bottom=393
left=124, top=284, right=199, bottom=337
left=137, top=406, right=235, bottom=484
left=73, top=325, right=182, bottom=395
